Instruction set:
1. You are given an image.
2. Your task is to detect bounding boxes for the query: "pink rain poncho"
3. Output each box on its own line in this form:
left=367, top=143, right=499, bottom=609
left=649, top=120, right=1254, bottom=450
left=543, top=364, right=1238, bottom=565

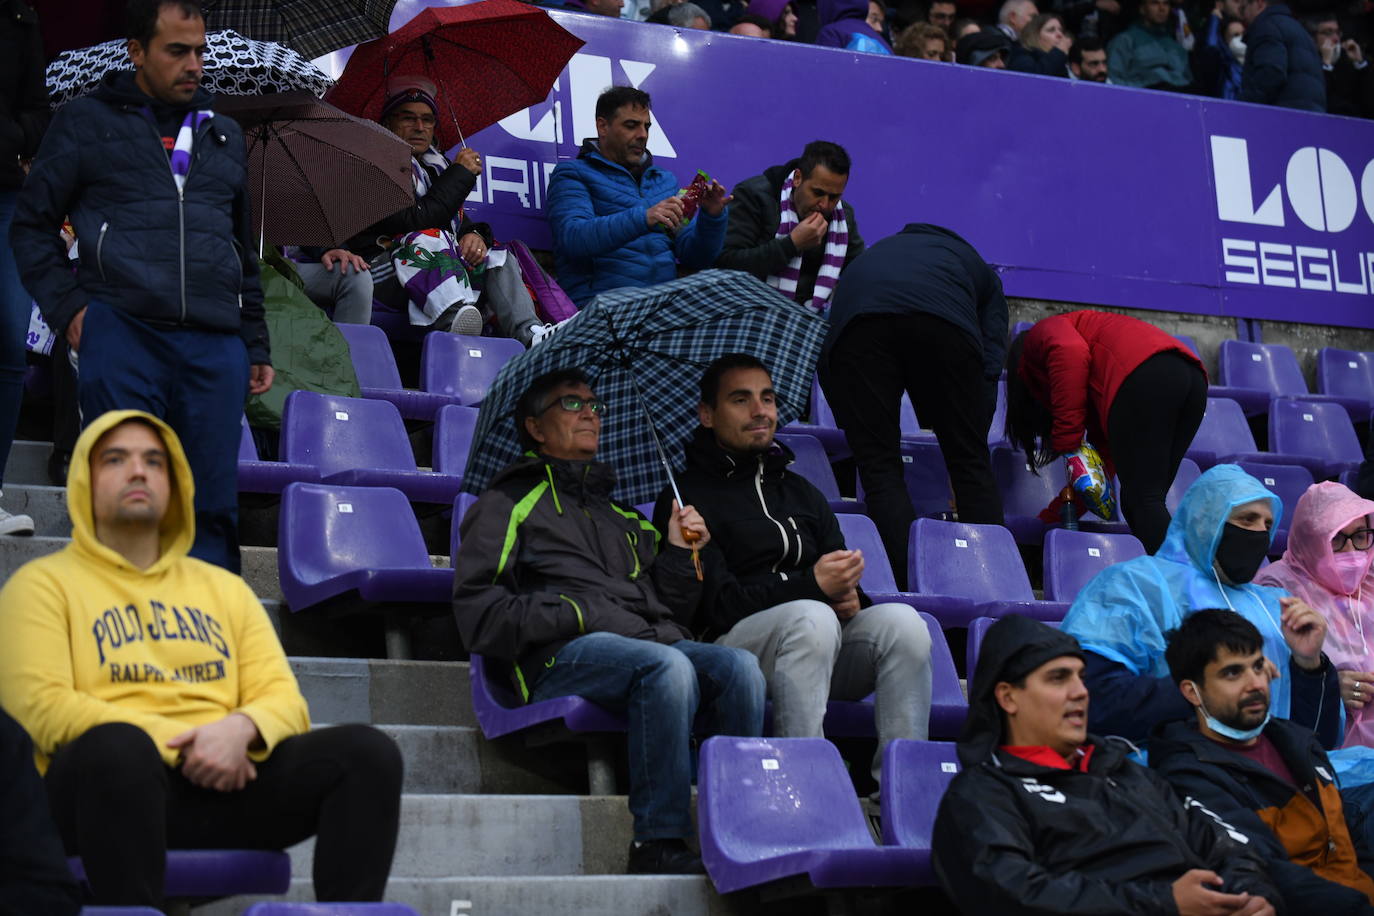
left=1256, top=482, right=1374, bottom=748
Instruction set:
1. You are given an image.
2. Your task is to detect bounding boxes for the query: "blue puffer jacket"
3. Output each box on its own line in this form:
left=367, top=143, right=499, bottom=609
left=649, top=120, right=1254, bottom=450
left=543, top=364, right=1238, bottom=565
left=546, top=140, right=728, bottom=307
left=1239, top=2, right=1325, bottom=113
left=12, top=72, right=268, bottom=364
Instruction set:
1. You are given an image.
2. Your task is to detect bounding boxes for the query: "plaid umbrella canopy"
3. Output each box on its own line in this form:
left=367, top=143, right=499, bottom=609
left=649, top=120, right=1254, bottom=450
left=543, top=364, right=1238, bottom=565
left=463, top=270, right=829, bottom=506
left=201, top=0, right=399, bottom=61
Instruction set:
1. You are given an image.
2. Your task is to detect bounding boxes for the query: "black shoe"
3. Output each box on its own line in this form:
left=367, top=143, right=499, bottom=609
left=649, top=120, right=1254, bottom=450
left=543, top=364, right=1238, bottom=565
left=627, top=838, right=705, bottom=875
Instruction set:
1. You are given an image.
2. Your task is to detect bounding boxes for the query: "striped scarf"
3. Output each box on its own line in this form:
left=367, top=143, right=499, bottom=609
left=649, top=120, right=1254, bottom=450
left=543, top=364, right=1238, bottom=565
left=169, top=110, right=213, bottom=192
left=766, top=173, right=848, bottom=316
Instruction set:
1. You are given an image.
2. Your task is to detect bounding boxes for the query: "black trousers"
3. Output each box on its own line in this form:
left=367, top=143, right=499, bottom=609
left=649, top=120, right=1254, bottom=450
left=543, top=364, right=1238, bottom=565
left=45, top=722, right=403, bottom=908
left=820, top=313, right=1005, bottom=588
left=1106, top=351, right=1208, bottom=554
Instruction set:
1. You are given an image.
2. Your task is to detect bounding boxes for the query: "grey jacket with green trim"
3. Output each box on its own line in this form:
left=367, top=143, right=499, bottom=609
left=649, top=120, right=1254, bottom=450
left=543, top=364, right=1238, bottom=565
left=452, top=454, right=698, bottom=698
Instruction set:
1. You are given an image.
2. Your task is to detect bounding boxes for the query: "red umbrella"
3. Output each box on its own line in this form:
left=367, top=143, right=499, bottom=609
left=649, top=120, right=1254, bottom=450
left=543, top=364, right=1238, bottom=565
left=327, top=0, right=585, bottom=152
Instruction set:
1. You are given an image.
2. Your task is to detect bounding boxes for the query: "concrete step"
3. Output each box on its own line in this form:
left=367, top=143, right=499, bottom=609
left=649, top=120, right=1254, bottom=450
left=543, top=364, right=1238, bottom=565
left=374, top=724, right=591, bottom=796
left=0, top=485, right=68, bottom=537
left=5, top=440, right=54, bottom=488
left=291, top=657, right=473, bottom=728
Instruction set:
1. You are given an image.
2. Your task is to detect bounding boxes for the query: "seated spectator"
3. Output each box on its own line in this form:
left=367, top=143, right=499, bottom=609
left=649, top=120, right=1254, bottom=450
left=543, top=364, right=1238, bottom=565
left=347, top=76, right=550, bottom=345
left=927, top=0, right=957, bottom=33
left=896, top=21, right=953, bottom=58
left=668, top=0, right=712, bottom=25
left=1107, top=0, right=1193, bottom=88
left=933, top=614, right=1281, bottom=915
left=729, top=12, right=774, bottom=33
left=1307, top=15, right=1373, bottom=118
left=1256, top=483, right=1374, bottom=748
left=1239, top=0, right=1323, bottom=110
left=288, top=246, right=373, bottom=325
left=546, top=87, right=730, bottom=308
left=865, top=0, right=889, bottom=38
left=996, top=0, right=1037, bottom=40
left=452, top=369, right=765, bottom=874
left=1009, top=11, right=1073, bottom=74
left=951, top=15, right=982, bottom=39
left=716, top=140, right=863, bottom=315
left=0, top=411, right=403, bottom=908
left=1069, top=34, right=1111, bottom=78
left=656, top=354, right=935, bottom=787
left=956, top=26, right=1012, bottom=65
left=745, top=0, right=799, bottom=37
left=1151, top=610, right=1374, bottom=913
left=1195, top=11, right=1246, bottom=96
left=1061, top=464, right=1341, bottom=747
left=815, top=0, right=894, bottom=52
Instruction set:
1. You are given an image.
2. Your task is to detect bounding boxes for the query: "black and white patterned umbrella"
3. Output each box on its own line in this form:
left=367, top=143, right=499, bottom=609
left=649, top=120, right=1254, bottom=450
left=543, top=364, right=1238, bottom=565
left=45, top=29, right=334, bottom=108
left=202, top=0, right=399, bottom=61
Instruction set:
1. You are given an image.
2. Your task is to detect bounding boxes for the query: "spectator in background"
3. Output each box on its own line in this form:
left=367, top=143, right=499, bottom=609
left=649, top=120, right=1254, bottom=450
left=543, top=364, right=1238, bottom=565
left=1238, top=0, right=1324, bottom=110
left=1196, top=11, right=1246, bottom=96
left=1307, top=15, right=1373, bottom=118
left=816, top=0, right=894, bottom=51
left=957, top=26, right=1013, bottom=64
left=546, top=87, right=730, bottom=307
left=1108, top=0, right=1193, bottom=88
left=1069, top=35, right=1111, bottom=78
left=1009, top=11, right=1073, bottom=74
left=866, top=0, right=888, bottom=38
left=896, top=20, right=953, bottom=57
left=951, top=15, right=981, bottom=39
left=729, top=11, right=774, bottom=33
left=928, top=0, right=957, bottom=32
left=997, top=0, right=1037, bottom=40
left=746, top=0, right=800, bottom=36
left=667, top=1, right=712, bottom=26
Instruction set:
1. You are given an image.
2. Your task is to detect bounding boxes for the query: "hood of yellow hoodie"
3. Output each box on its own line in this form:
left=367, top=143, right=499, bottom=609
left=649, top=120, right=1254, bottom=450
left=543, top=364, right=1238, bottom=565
left=67, top=410, right=197, bottom=575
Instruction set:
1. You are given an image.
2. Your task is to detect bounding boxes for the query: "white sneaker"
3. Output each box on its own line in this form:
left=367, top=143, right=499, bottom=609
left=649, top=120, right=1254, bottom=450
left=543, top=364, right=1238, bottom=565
left=0, top=499, right=34, bottom=536
left=527, top=322, right=557, bottom=347
left=448, top=304, right=484, bottom=336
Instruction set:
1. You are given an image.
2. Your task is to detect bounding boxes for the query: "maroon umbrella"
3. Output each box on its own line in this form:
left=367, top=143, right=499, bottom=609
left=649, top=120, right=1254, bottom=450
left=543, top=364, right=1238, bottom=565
left=326, top=0, right=585, bottom=152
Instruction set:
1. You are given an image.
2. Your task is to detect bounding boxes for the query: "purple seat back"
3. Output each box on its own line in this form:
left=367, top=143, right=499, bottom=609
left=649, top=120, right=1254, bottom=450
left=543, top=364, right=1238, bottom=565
left=1270, top=399, right=1362, bottom=465
left=837, top=513, right=900, bottom=592
left=239, top=417, right=257, bottom=461
left=867, top=441, right=955, bottom=518
left=774, top=432, right=841, bottom=500
left=1236, top=462, right=1313, bottom=532
left=994, top=447, right=1057, bottom=542
left=1166, top=458, right=1202, bottom=515
left=336, top=322, right=404, bottom=390
left=909, top=518, right=1035, bottom=603
left=1188, top=397, right=1259, bottom=465
left=449, top=491, right=480, bottom=556
left=1011, top=320, right=1034, bottom=338
left=1174, top=334, right=1200, bottom=358
left=243, top=904, right=421, bottom=915
left=69, top=850, right=289, bottom=900
left=432, top=404, right=480, bottom=476
left=421, top=333, right=524, bottom=405
left=1219, top=340, right=1309, bottom=396
left=1318, top=348, right=1374, bottom=403
left=468, top=652, right=626, bottom=738
left=281, top=392, right=416, bottom=476
left=906, top=381, right=1009, bottom=448
left=1043, top=528, right=1146, bottom=602
left=879, top=739, right=960, bottom=847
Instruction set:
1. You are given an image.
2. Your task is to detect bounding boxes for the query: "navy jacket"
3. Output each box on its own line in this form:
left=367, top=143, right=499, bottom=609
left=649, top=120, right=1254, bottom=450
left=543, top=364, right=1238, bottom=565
left=1239, top=3, right=1325, bottom=112
left=11, top=72, right=268, bottom=364
left=0, top=0, right=48, bottom=191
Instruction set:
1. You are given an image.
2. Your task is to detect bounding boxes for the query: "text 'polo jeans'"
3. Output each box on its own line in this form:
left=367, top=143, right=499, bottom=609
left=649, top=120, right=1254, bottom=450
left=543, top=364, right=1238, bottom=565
left=529, top=632, right=765, bottom=841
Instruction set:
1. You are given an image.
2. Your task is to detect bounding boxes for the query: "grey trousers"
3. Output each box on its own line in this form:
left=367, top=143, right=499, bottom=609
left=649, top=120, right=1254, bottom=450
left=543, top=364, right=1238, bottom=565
left=295, top=261, right=374, bottom=325
left=716, top=599, right=933, bottom=784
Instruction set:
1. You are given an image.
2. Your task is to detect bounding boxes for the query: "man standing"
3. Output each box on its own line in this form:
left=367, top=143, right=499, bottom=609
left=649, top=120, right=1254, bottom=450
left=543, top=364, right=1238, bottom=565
left=453, top=368, right=764, bottom=875
left=819, top=225, right=1007, bottom=586
left=1236, top=0, right=1323, bottom=110
left=716, top=141, right=864, bottom=317
left=0, top=411, right=403, bottom=908
left=12, top=0, right=270, bottom=572
left=657, top=354, right=933, bottom=785
left=1107, top=0, right=1193, bottom=88
left=546, top=87, right=731, bottom=307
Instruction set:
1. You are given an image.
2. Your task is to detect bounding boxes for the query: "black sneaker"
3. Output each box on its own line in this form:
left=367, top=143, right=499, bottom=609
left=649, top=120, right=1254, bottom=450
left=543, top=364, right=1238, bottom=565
left=626, top=838, right=705, bottom=875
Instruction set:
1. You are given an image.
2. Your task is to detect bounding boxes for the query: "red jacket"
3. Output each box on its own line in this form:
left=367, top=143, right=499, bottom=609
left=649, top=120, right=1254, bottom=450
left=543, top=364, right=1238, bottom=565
left=1018, top=310, right=1206, bottom=461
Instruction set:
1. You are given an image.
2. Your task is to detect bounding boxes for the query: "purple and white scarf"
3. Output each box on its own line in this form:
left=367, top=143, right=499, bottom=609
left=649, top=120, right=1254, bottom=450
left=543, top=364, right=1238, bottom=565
left=168, top=110, right=213, bottom=192
left=766, top=172, right=848, bottom=316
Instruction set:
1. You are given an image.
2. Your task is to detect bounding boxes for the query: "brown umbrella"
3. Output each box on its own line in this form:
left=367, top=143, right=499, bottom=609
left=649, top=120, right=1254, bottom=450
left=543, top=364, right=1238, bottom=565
left=215, top=91, right=415, bottom=250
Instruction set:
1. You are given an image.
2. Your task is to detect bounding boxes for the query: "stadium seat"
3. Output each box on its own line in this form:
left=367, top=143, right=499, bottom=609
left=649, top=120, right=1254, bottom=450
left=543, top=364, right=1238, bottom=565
left=1174, top=334, right=1201, bottom=358
left=907, top=518, right=1070, bottom=628
left=903, top=379, right=1010, bottom=450
left=697, top=736, right=927, bottom=895
left=1042, top=528, right=1146, bottom=603
left=966, top=616, right=1060, bottom=676
left=1010, top=320, right=1034, bottom=339
left=236, top=416, right=319, bottom=495
left=431, top=404, right=480, bottom=479
left=995, top=447, right=1064, bottom=545
left=782, top=375, right=850, bottom=461
left=854, top=441, right=957, bottom=520
left=68, top=850, right=289, bottom=903
left=1214, top=340, right=1367, bottom=420
left=243, top=906, right=420, bottom=916
left=1269, top=398, right=1363, bottom=480
left=1235, top=461, right=1313, bottom=556
left=1166, top=458, right=1202, bottom=514
left=281, top=392, right=464, bottom=507
left=1186, top=397, right=1287, bottom=470
left=336, top=322, right=456, bottom=420
left=774, top=431, right=865, bottom=515
left=420, top=333, right=524, bottom=406
left=448, top=491, right=480, bottom=555
left=1317, top=348, right=1374, bottom=416
left=879, top=739, right=959, bottom=861
left=278, top=483, right=453, bottom=613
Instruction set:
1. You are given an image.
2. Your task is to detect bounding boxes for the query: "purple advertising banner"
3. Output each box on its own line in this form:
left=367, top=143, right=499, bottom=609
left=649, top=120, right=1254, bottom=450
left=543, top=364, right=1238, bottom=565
left=418, top=10, right=1374, bottom=328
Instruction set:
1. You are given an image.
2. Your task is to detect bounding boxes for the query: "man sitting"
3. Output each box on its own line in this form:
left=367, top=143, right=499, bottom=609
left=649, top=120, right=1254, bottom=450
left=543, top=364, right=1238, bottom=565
left=1152, top=609, right=1373, bottom=915
left=0, top=411, right=403, bottom=908
left=452, top=368, right=765, bottom=874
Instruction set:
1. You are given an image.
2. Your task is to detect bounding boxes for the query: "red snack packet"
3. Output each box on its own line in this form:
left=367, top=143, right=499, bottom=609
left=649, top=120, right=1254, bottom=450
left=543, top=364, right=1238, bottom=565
left=679, top=170, right=711, bottom=221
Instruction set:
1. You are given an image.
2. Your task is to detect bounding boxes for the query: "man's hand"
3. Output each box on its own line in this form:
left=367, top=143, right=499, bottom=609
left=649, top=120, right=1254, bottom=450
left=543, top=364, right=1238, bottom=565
left=667, top=501, right=710, bottom=550
left=320, top=248, right=369, bottom=273
left=458, top=231, right=488, bottom=265
left=455, top=147, right=482, bottom=176
left=1321, top=37, right=1341, bottom=66
left=1339, top=669, right=1374, bottom=709
left=699, top=180, right=732, bottom=217
left=831, top=588, right=861, bottom=620
left=789, top=211, right=828, bottom=251
left=1171, top=869, right=1259, bottom=916
left=646, top=196, right=685, bottom=232
left=66, top=306, right=87, bottom=353
left=813, top=549, right=864, bottom=599
left=166, top=712, right=260, bottom=792
left=249, top=364, right=274, bottom=396
left=1279, top=596, right=1326, bottom=670
left=1345, top=38, right=1365, bottom=66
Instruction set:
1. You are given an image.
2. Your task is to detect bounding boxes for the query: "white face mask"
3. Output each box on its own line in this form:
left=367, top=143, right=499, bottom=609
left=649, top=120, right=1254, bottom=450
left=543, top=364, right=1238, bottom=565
left=1229, top=34, right=1246, bottom=63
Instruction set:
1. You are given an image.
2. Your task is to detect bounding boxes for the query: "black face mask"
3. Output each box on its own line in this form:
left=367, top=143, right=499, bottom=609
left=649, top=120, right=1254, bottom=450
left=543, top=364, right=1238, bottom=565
left=1214, top=522, right=1271, bottom=585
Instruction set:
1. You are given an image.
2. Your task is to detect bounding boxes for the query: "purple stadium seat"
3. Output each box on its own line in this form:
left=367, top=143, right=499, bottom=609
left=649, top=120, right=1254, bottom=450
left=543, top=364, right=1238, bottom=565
left=1236, top=461, right=1313, bottom=556
left=1042, top=528, right=1146, bottom=602
left=432, top=404, right=480, bottom=478
left=1166, top=458, right=1202, bottom=514
left=1186, top=397, right=1285, bottom=470
left=774, top=431, right=865, bottom=515
left=237, top=417, right=319, bottom=495
left=907, top=518, right=1069, bottom=628
left=966, top=616, right=1061, bottom=677
left=1269, top=398, right=1363, bottom=480
left=783, top=375, right=851, bottom=461
left=336, top=322, right=456, bottom=421
left=995, top=447, right=1061, bottom=545
left=879, top=739, right=959, bottom=865
left=448, top=491, right=480, bottom=557
left=1317, top=348, right=1374, bottom=416
left=243, top=904, right=420, bottom=915
left=853, top=441, right=957, bottom=520
left=1174, top=334, right=1201, bottom=358
left=421, top=333, right=524, bottom=406
left=1010, top=320, right=1034, bottom=339
left=468, top=652, right=627, bottom=739
left=68, top=850, right=289, bottom=901
left=278, top=483, right=453, bottom=613
left=281, top=392, right=463, bottom=506
left=697, top=736, right=927, bottom=895
left=1215, top=340, right=1367, bottom=420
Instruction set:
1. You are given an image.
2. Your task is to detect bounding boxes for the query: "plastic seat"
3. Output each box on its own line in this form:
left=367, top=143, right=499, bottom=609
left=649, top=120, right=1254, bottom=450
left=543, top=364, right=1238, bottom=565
left=1269, top=398, right=1363, bottom=480
left=468, top=652, right=627, bottom=739
left=449, top=491, right=480, bottom=556
left=281, top=392, right=463, bottom=506
left=1186, top=397, right=1287, bottom=470
left=1174, top=334, right=1201, bottom=358
left=432, top=404, right=480, bottom=478
left=1042, top=528, right=1146, bottom=602
left=420, top=333, right=524, bottom=406
left=336, top=322, right=457, bottom=420
left=774, top=431, right=865, bottom=515
left=243, top=906, right=421, bottom=916
left=879, top=738, right=960, bottom=861
left=278, top=483, right=453, bottom=613
left=236, top=416, right=319, bottom=495
left=1235, top=461, right=1313, bottom=556
left=68, top=850, right=289, bottom=902
left=1214, top=340, right=1367, bottom=420
left=995, top=447, right=1062, bottom=545
left=698, top=736, right=927, bottom=895
left=1166, top=458, right=1202, bottom=514
left=1317, top=348, right=1374, bottom=416
left=966, top=615, right=1060, bottom=676
left=782, top=375, right=851, bottom=461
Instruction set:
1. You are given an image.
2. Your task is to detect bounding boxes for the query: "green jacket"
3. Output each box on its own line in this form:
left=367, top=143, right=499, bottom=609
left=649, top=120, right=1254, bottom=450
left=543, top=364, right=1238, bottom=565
left=1107, top=22, right=1192, bottom=88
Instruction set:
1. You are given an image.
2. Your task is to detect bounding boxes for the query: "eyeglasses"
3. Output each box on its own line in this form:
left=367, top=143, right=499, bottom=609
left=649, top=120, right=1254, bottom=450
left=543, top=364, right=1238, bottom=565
left=1332, top=528, right=1374, bottom=551
left=542, top=395, right=607, bottom=416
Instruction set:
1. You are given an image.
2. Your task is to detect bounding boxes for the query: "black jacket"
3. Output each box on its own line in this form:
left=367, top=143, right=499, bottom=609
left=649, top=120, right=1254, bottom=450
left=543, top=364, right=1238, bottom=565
left=1239, top=3, right=1326, bottom=112
left=1008, top=43, right=1071, bottom=76
left=344, top=150, right=492, bottom=261
left=0, top=0, right=48, bottom=191
left=1151, top=718, right=1374, bottom=915
left=653, top=429, right=848, bottom=640
left=453, top=455, right=697, bottom=695
left=822, top=223, right=1008, bottom=382
left=11, top=72, right=269, bottom=364
left=1326, top=55, right=1374, bottom=119
left=0, top=708, right=81, bottom=915
left=715, top=158, right=864, bottom=307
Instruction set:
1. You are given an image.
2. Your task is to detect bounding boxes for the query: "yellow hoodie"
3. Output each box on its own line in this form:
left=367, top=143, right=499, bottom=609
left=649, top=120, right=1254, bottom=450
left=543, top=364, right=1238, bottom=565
left=0, top=410, right=310, bottom=773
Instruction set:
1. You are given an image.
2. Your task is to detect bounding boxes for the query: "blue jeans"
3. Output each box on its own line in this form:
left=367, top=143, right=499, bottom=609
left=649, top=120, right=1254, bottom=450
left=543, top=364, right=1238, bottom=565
left=0, top=191, right=32, bottom=488
left=529, top=632, right=765, bottom=840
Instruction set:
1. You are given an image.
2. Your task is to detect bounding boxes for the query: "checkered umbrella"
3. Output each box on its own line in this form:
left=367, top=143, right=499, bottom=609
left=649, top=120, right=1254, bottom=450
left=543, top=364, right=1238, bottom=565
left=463, top=270, right=829, bottom=506
left=202, top=0, right=398, bottom=61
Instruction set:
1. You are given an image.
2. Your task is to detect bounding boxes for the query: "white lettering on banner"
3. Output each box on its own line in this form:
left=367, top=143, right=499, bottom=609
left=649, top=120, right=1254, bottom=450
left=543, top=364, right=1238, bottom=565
left=1211, top=136, right=1371, bottom=231
left=1221, top=238, right=1374, bottom=296
left=520, top=53, right=677, bottom=160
